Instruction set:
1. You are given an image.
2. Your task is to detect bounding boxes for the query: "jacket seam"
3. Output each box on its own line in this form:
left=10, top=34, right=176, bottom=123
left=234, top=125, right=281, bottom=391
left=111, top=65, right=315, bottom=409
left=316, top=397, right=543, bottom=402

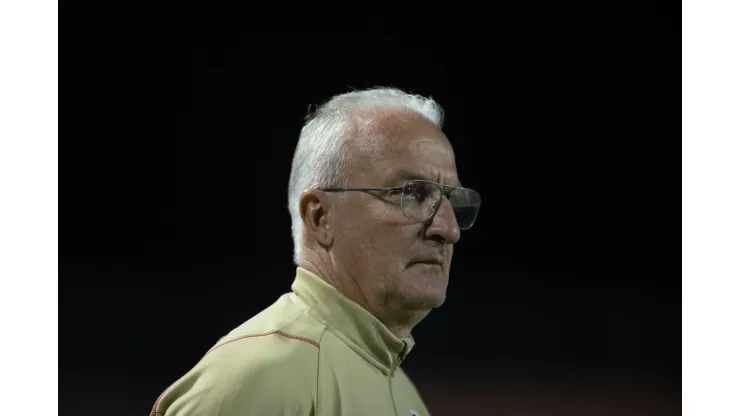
left=314, top=326, right=329, bottom=416
left=204, top=329, right=320, bottom=354
left=149, top=328, right=319, bottom=416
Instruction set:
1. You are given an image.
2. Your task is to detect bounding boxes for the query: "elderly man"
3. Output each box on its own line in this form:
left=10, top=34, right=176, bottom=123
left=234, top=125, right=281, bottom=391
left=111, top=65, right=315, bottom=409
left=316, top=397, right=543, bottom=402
left=150, top=87, right=481, bottom=415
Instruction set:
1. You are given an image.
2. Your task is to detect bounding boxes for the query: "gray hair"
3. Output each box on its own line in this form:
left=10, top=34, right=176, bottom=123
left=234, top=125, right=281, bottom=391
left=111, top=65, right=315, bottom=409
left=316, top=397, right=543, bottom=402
left=286, top=87, right=445, bottom=265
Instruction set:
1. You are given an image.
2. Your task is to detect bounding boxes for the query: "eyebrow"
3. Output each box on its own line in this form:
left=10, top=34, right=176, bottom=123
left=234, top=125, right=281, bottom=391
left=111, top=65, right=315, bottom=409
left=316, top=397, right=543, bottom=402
left=387, top=170, right=463, bottom=187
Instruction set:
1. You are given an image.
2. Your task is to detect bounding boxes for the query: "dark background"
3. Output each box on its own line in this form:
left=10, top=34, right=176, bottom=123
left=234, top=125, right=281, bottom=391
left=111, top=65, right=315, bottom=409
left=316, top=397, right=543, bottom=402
left=60, top=4, right=678, bottom=416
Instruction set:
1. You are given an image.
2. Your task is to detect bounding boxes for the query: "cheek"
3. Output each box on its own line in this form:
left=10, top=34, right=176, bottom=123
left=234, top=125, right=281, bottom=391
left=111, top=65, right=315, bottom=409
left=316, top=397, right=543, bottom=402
left=338, top=200, right=416, bottom=261
left=359, top=223, right=403, bottom=251
left=353, top=225, right=409, bottom=267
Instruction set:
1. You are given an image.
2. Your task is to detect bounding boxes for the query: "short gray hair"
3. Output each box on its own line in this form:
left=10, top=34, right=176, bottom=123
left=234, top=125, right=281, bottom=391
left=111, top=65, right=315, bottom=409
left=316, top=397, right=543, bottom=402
left=287, top=87, right=445, bottom=264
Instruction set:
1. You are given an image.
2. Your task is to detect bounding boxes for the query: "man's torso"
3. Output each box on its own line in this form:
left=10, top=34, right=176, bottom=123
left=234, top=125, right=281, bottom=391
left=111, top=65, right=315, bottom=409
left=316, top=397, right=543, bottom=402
left=151, top=289, right=430, bottom=416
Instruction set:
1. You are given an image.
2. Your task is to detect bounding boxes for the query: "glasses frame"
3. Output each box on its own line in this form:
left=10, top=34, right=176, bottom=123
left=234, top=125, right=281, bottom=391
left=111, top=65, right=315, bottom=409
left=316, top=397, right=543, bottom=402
left=320, top=179, right=480, bottom=230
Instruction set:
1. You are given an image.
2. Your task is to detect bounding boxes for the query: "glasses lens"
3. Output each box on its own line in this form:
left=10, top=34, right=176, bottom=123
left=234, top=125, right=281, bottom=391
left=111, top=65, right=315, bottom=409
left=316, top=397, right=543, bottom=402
left=450, top=188, right=481, bottom=230
left=401, top=180, right=481, bottom=229
left=401, top=180, right=441, bottom=221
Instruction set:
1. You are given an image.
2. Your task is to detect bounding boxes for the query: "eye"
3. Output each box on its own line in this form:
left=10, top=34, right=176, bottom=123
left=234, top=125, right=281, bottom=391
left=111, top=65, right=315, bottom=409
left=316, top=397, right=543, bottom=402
left=406, top=182, right=432, bottom=202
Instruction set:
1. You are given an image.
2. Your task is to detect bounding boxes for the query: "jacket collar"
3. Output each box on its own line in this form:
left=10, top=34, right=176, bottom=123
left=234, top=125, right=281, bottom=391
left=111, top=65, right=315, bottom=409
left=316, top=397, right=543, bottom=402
left=291, top=267, right=414, bottom=375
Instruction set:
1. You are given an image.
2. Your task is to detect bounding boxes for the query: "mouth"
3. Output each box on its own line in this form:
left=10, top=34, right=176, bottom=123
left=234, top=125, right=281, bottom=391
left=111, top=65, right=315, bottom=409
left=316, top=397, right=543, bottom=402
left=408, top=259, right=444, bottom=268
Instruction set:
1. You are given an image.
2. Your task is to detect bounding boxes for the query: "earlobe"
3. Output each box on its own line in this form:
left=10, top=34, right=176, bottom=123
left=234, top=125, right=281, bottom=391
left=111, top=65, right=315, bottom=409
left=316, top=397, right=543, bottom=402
left=299, top=190, right=334, bottom=248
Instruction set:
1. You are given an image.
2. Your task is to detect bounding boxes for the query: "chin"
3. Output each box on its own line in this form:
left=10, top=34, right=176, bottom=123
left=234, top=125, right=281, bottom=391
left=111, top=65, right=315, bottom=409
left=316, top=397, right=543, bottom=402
left=405, top=291, right=446, bottom=311
left=403, top=268, right=449, bottom=309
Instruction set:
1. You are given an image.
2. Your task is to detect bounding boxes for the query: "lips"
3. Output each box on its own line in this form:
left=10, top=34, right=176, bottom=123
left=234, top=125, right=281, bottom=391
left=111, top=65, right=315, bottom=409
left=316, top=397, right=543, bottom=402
left=408, top=258, right=444, bottom=266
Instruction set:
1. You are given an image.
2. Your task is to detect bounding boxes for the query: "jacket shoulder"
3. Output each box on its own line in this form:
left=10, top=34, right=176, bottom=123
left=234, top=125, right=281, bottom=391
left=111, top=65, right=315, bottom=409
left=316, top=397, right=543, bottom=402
left=151, top=294, right=327, bottom=416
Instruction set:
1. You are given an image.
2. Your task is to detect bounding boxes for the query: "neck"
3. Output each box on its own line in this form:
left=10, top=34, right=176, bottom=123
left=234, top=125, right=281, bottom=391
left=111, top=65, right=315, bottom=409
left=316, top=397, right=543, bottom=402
left=380, top=311, right=426, bottom=339
left=299, top=251, right=424, bottom=339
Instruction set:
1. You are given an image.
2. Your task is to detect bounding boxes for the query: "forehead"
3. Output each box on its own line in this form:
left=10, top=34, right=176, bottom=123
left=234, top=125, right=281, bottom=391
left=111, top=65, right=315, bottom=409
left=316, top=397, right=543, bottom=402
left=354, top=108, right=459, bottom=186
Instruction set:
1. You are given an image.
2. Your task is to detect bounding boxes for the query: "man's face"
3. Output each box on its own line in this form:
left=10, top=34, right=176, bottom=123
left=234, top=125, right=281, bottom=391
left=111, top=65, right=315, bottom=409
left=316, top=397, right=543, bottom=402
left=330, top=109, right=461, bottom=316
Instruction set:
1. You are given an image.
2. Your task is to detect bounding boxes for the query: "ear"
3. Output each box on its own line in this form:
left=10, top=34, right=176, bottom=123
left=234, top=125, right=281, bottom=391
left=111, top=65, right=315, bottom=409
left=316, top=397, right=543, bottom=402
left=299, top=190, right=334, bottom=248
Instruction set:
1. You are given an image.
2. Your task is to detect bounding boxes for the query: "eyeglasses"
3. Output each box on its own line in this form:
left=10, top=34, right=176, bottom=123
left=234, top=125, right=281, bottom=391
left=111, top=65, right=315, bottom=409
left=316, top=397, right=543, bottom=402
left=320, top=179, right=481, bottom=230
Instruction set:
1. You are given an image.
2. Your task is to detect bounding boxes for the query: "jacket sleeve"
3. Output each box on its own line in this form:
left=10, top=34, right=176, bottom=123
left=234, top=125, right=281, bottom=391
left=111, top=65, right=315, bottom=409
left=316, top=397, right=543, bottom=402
left=152, top=336, right=318, bottom=416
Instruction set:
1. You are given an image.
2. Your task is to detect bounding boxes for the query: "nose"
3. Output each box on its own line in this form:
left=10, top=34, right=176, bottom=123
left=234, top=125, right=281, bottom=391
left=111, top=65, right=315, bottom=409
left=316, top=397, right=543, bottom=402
left=424, top=197, right=461, bottom=244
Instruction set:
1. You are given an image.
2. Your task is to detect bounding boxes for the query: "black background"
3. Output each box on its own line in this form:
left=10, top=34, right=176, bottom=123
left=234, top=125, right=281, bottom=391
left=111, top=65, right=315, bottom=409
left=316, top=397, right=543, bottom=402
left=60, top=4, right=678, bottom=415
